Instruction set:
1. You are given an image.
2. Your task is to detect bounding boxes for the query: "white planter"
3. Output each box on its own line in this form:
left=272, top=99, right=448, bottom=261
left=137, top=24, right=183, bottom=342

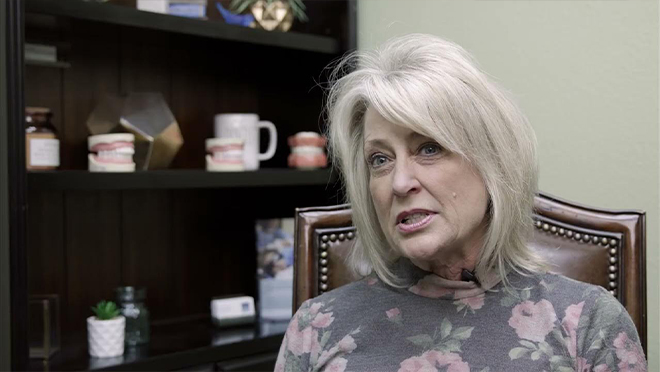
left=87, top=316, right=125, bottom=358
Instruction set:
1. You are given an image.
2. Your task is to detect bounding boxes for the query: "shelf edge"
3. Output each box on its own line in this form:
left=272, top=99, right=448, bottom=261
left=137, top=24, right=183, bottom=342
left=25, top=0, right=339, bottom=54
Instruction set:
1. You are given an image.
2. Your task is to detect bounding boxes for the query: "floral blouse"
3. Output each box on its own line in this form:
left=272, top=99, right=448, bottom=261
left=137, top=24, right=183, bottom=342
left=274, top=259, right=646, bottom=372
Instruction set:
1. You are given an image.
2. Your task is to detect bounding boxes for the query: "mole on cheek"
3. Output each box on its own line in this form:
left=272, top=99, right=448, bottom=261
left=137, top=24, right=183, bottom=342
left=452, top=192, right=457, bottom=199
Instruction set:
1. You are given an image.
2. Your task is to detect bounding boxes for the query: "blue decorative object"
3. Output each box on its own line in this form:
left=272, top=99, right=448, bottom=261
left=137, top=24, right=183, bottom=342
left=216, top=2, right=254, bottom=27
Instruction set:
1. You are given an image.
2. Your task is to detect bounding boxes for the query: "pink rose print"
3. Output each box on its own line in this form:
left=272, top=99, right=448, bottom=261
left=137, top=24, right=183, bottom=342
left=429, top=351, right=469, bottom=372
left=424, top=351, right=459, bottom=364
left=594, top=365, right=613, bottom=372
left=561, top=302, right=584, bottom=332
left=367, top=277, right=378, bottom=286
left=386, top=307, right=403, bottom=324
left=337, top=335, right=357, bottom=353
left=285, top=316, right=320, bottom=356
left=309, top=302, right=323, bottom=316
left=316, top=332, right=359, bottom=368
left=386, top=308, right=401, bottom=319
left=409, top=275, right=454, bottom=298
left=508, top=299, right=557, bottom=342
left=561, top=302, right=584, bottom=358
left=274, top=342, right=286, bottom=372
left=446, top=360, right=469, bottom=372
left=458, top=294, right=485, bottom=311
left=311, top=312, right=335, bottom=328
left=613, top=332, right=646, bottom=371
left=311, top=334, right=322, bottom=361
left=398, top=356, right=436, bottom=372
left=576, top=357, right=591, bottom=372
left=318, top=348, right=334, bottom=366
left=399, top=351, right=468, bottom=372
left=325, top=357, right=348, bottom=372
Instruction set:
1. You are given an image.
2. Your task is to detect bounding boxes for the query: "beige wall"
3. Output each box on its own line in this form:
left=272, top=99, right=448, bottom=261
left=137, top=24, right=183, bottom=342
left=358, top=0, right=659, bottom=368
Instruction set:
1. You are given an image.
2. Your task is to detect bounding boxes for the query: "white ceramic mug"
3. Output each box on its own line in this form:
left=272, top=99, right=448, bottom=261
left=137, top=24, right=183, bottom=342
left=214, top=114, right=277, bottom=170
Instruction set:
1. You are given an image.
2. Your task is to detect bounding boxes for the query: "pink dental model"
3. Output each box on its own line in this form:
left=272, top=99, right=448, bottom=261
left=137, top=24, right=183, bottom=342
left=287, top=132, right=327, bottom=169
left=88, top=133, right=136, bottom=172
left=206, top=138, right=245, bottom=171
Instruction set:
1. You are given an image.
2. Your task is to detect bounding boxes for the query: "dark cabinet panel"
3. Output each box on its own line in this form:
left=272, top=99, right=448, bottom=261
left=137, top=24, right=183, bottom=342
left=121, top=190, right=179, bottom=318
left=62, top=20, right=120, bottom=169
left=64, top=191, right=123, bottom=333
left=26, top=190, right=66, bottom=303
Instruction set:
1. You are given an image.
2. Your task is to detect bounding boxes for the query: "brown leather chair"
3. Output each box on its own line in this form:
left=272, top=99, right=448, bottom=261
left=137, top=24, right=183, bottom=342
left=293, top=192, right=646, bottom=352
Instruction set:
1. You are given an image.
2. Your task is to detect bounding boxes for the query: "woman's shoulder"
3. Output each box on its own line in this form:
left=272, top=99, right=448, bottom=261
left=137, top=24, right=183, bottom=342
left=503, top=270, right=623, bottom=319
left=500, top=271, right=645, bottom=370
left=302, top=274, right=392, bottom=309
left=294, top=274, right=407, bottom=326
left=533, top=275, right=646, bottom=369
left=289, top=275, right=395, bottom=342
left=534, top=272, right=613, bottom=302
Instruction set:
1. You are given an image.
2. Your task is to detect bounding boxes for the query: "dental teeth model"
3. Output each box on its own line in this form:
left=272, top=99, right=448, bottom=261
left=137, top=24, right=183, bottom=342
left=206, top=138, right=245, bottom=171
left=88, top=133, right=136, bottom=172
left=287, top=132, right=327, bottom=170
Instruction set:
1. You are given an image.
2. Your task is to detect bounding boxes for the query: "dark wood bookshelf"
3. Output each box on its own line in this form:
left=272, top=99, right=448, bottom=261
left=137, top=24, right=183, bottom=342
left=30, top=318, right=287, bottom=371
left=28, top=169, right=338, bottom=190
left=25, top=0, right=340, bottom=54
left=6, top=0, right=355, bottom=369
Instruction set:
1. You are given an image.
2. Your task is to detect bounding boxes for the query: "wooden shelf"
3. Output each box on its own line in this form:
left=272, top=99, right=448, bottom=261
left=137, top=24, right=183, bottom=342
left=25, top=0, right=340, bottom=54
left=28, top=169, right=337, bottom=190
left=30, top=318, right=287, bottom=371
left=25, top=59, right=71, bottom=68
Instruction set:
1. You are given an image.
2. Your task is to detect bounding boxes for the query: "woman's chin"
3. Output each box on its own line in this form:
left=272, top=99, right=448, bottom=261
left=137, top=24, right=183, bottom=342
left=399, top=243, right=443, bottom=263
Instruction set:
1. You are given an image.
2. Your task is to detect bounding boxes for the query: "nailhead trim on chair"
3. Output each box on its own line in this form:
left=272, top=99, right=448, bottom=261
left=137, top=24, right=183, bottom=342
left=317, top=222, right=621, bottom=297
left=318, top=230, right=356, bottom=295
left=534, top=219, right=619, bottom=296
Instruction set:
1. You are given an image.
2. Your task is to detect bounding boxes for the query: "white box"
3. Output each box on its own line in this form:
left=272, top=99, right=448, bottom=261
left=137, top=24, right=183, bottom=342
left=210, top=296, right=256, bottom=327
left=137, top=0, right=169, bottom=14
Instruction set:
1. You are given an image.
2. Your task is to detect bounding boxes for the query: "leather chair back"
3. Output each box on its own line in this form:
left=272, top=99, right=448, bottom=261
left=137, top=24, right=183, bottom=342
left=293, top=192, right=646, bottom=351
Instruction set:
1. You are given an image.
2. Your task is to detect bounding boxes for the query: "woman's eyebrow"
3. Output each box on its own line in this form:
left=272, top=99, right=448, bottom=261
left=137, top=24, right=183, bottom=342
left=408, top=132, right=430, bottom=142
left=364, top=138, right=389, bottom=150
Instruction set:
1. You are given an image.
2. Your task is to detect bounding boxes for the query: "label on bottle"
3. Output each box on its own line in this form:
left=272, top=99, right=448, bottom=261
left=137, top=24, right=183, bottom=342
left=29, top=138, right=60, bottom=167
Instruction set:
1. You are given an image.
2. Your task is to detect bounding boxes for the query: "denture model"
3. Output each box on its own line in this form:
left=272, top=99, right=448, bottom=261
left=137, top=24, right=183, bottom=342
left=88, top=133, right=136, bottom=172
left=206, top=138, right=245, bottom=171
left=287, top=132, right=327, bottom=169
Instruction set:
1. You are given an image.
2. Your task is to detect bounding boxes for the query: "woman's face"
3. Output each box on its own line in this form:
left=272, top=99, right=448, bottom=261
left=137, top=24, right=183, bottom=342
left=363, top=108, right=489, bottom=267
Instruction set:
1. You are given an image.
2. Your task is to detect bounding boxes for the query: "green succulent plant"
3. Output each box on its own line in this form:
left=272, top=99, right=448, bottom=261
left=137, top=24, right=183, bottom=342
left=91, top=300, right=121, bottom=320
left=230, top=0, right=308, bottom=22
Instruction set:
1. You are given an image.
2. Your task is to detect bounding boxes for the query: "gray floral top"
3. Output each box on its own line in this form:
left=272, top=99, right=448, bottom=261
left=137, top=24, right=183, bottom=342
left=274, top=259, right=646, bottom=372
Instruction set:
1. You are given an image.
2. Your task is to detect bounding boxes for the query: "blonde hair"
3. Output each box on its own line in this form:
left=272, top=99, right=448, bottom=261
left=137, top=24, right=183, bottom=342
left=325, top=34, right=546, bottom=287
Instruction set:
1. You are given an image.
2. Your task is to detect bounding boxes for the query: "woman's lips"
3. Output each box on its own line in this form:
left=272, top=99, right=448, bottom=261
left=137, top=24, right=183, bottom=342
left=397, top=213, right=436, bottom=233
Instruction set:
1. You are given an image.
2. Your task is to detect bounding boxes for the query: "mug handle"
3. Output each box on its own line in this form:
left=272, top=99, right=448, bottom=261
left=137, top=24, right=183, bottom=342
left=258, top=120, right=278, bottom=161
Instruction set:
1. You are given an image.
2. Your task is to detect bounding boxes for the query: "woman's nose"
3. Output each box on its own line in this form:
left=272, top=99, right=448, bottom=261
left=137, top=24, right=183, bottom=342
left=392, top=160, right=421, bottom=197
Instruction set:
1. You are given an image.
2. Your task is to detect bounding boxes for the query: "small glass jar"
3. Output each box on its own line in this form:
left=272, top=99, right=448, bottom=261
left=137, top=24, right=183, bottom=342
left=25, top=107, right=60, bottom=170
left=116, top=287, right=150, bottom=346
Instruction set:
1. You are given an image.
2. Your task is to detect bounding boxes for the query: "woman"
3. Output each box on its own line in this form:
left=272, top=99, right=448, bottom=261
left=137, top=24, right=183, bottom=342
left=275, top=34, right=646, bottom=372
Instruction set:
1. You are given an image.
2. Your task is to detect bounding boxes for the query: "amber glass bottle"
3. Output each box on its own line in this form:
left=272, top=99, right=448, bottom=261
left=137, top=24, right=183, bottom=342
left=25, top=107, right=60, bottom=170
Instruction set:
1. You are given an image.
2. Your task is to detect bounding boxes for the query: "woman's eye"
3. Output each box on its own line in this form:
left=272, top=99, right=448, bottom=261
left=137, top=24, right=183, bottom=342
left=420, top=143, right=441, bottom=156
left=369, top=154, right=389, bottom=168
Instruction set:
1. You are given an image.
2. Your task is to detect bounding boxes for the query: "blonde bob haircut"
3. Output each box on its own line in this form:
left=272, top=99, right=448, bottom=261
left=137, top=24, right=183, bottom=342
left=325, top=33, right=546, bottom=287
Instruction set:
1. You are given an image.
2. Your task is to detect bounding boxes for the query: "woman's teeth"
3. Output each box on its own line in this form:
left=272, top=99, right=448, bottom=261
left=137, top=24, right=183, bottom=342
left=402, top=213, right=429, bottom=224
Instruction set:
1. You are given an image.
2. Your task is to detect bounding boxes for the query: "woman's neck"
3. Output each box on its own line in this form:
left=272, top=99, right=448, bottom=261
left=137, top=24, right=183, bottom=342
left=409, top=253, right=479, bottom=281
left=407, top=228, right=484, bottom=281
